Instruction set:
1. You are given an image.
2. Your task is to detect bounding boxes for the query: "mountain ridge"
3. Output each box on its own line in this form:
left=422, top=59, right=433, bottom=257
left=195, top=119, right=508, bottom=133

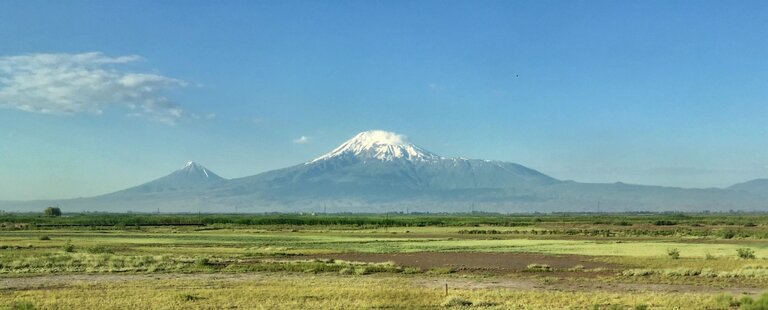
left=1, top=130, right=766, bottom=213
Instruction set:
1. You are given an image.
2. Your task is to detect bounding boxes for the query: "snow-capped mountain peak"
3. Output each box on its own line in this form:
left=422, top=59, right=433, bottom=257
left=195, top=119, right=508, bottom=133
left=311, top=130, right=440, bottom=162
left=178, top=161, right=220, bottom=179
left=107, top=161, right=224, bottom=196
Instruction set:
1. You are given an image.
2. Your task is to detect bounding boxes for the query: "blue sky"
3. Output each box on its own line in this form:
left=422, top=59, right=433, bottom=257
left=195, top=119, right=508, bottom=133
left=1, top=0, right=766, bottom=200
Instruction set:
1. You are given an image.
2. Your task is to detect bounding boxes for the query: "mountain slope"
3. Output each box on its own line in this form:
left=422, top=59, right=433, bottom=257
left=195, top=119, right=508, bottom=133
left=216, top=130, right=559, bottom=200
left=728, top=179, right=768, bottom=196
left=207, top=130, right=764, bottom=212
left=107, top=161, right=225, bottom=195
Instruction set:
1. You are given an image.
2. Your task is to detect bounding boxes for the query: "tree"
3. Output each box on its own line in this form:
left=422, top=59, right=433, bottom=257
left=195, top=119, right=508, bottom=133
left=44, top=207, right=62, bottom=217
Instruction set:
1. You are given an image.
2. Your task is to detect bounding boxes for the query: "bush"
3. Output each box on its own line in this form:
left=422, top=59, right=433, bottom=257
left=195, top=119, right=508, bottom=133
left=737, top=248, right=756, bottom=259
left=86, top=245, right=114, bottom=254
left=38, top=235, right=50, bottom=241
left=740, top=293, right=768, bottom=310
left=44, top=207, right=62, bottom=217
left=10, top=301, right=36, bottom=310
left=568, top=265, right=585, bottom=272
left=621, top=269, right=655, bottom=276
left=526, top=264, right=553, bottom=272
left=667, top=248, right=680, bottom=259
left=654, top=220, right=676, bottom=226
left=62, top=240, right=75, bottom=253
left=427, top=267, right=454, bottom=275
left=722, top=230, right=737, bottom=239
left=194, top=257, right=210, bottom=266
left=353, top=267, right=372, bottom=275
left=715, top=294, right=740, bottom=308
left=473, top=301, right=499, bottom=307
left=402, top=267, right=422, bottom=274
left=180, top=294, right=204, bottom=301
left=441, top=296, right=473, bottom=307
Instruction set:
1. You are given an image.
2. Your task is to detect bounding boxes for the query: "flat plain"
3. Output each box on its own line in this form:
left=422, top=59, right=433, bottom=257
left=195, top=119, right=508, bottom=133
left=1, top=213, right=767, bottom=309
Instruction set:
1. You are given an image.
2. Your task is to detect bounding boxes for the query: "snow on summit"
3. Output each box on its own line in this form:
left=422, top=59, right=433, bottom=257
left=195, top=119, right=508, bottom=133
left=311, top=130, right=440, bottom=162
left=178, top=161, right=219, bottom=179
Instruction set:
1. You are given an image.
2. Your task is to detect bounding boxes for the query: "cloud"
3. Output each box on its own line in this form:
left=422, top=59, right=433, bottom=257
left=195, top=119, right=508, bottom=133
left=0, top=52, right=188, bottom=124
left=428, top=83, right=445, bottom=91
left=292, top=136, right=310, bottom=144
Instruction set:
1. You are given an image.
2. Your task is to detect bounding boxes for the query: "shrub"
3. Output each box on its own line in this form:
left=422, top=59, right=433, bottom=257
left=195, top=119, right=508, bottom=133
left=739, top=296, right=754, bottom=308
left=10, top=301, right=36, bottom=310
left=402, top=267, right=422, bottom=274
left=180, top=294, right=204, bottom=301
left=654, top=220, right=676, bottom=226
left=194, top=257, right=210, bottom=266
left=44, top=207, right=62, bottom=217
left=621, top=269, right=654, bottom=276
left=737, top=248, right=756, bottom=259
left=704, top=251, right=715, bottom=260
left=722, top=230, right=737, bottom=239
left=441, top=296, right=472, bottom=307
left=38, top=235, right=50, bottom=241
left=662, top=268, right=701, bottom=276
left=568, top=265, right=585, bottom=272
left=62, top=240, right=75, bottom=253
left=740, top=293, right=768, bottom=310
left=427, top=267, right=454, bottom=275
left=353, top=267, right=372, bottom=275
left=86, top=245, right=114, bottom=254
left=667, top=248, right=680, bottom=259
left=526, top=264, right=552, bottom=272
left=473, top=301, right=498, bottom=307
left=714, top=294, right=740, bottom=308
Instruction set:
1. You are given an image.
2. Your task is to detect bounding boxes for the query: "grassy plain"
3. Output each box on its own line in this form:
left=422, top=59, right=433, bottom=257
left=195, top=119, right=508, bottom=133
left=1, top=213, right=767, bottom=309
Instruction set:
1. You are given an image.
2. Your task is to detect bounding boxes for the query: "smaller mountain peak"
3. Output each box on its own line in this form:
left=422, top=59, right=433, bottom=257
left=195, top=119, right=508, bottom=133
left=177, top=161, right=220, bottom=180
left=181, top=161, right=203, bottom=171
left=110, top=161, right=225, bottom=195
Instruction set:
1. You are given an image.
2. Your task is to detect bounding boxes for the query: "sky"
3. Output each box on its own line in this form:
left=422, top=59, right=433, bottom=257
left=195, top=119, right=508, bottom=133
left=0, top=0, right=767, bottom=200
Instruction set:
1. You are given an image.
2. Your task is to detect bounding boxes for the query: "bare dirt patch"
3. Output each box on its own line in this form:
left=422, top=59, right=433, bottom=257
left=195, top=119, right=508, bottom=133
left=305, top=252, right=616, bottom=273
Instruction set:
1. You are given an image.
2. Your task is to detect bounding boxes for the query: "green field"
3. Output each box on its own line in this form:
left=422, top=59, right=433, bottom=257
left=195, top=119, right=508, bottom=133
left=1, top=213, right=768, bottom=309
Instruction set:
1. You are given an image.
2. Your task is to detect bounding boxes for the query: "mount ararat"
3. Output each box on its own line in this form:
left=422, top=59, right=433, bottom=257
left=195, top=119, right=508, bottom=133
left=3, top=130, right=767, bottom=213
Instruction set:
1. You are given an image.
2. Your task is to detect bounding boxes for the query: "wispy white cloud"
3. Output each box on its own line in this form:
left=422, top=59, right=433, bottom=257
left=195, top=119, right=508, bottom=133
left=428, top=83, right=445, bottom=91
left=0, top=52, right=188, bottom=124
left=293, top=136, right=310, bottom=144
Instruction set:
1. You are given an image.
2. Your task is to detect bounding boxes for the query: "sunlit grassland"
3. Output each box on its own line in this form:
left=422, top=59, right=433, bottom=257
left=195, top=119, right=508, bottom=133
left=0, top=274, right=737, bottom=309
left=2, top=213, right=768, bottom=308
left=3, top=229, right=767, bottom=258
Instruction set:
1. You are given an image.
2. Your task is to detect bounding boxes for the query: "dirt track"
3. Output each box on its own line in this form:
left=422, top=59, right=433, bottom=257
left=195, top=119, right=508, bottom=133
left=306, top=252, right=616, bottom=273
left=415, top=277, right=764, bottom=296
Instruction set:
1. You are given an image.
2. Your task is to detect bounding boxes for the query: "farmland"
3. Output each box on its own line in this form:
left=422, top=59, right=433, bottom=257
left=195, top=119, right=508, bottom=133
left=1, top=213, right=768, bottom=309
